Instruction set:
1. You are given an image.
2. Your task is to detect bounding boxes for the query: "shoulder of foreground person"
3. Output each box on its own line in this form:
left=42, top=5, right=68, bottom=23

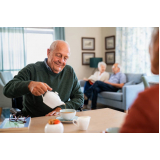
left=120, top=85, right=159, bottom=133
left=139, top=84, right=159, bottom=101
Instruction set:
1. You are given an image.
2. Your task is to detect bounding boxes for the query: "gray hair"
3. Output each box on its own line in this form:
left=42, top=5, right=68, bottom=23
left=113, top=63, right=122, bottom=71
left=153, top=27, right=159, bottom=32
left=98, top=62, right=107, bottom=69
left=50, top=40, right=70, bottom=54
left=117, top=63, right=122, bottom=71
left=152, top=27, right=159, bottom=42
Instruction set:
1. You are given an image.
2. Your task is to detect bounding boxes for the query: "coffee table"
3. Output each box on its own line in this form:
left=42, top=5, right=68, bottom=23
left=1, top=108, right=126, bottom=133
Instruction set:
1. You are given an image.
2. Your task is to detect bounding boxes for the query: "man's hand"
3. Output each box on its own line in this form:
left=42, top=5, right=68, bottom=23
left=45, top=107, right=62, bottom=116
left=28, top=81, right=52, bottom=96
left=83, top=78, right=89, bottom=81
left=104, top=81, right=111, bottom=85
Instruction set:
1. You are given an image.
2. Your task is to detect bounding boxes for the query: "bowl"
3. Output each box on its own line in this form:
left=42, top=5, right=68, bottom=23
left=60, top=109, right=76, bottom=120
left=44, top=123, right=64, bottom=133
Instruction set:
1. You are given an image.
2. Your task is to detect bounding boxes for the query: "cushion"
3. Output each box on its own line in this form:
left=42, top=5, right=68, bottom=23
left=125, top=73, right=143, bottom=84
left=124, top=80, right=135, bottom=86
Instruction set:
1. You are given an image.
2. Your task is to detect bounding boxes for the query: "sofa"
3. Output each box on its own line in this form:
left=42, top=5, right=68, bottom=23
left=79, top=73, right=145, bottom=112
left=142, top=75, right=159, bottom=89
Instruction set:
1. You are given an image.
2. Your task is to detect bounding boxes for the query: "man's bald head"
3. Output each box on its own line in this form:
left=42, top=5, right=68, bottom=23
left=112, top=63, right=121, bottom=74
left=50, top=40, right=70, bottom=54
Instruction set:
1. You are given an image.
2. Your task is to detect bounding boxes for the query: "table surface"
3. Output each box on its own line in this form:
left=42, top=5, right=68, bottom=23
left=1, top=108, right=126, bottom=133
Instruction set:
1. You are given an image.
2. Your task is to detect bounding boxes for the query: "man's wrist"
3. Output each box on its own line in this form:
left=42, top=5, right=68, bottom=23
left=53, top=106, right=61, bottom=110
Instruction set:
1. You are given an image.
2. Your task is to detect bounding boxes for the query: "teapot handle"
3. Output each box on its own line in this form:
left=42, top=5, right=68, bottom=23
left=42, top=90, right=48, bottom=98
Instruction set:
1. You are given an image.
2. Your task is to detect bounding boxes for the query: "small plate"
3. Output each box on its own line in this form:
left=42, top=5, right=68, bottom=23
left=56, top=116, right=78, bottom=123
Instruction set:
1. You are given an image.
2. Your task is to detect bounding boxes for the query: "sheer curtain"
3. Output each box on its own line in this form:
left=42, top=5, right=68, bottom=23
left=0, top=27, right=26, bottom=72
left=116, top=27, right=153, bottom=75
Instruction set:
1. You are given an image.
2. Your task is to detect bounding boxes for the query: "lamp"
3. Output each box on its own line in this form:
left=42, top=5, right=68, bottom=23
left=90, top=57, right=103, bottom=74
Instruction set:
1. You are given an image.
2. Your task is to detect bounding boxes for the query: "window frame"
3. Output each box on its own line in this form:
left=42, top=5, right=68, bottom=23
left=24, top=27, right=55, bottom=35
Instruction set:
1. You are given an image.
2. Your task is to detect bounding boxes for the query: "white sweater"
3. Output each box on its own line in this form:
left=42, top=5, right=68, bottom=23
left=88, top=71, right=110, bottom=83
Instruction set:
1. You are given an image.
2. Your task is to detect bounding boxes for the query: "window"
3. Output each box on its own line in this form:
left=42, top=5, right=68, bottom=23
left=11, top=28, right=55, bottom=76
left=116, top=27, right=152, bottom=75
left=25, top=27, right=55, bottom=65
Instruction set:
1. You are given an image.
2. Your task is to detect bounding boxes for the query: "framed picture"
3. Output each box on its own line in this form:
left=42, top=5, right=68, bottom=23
left=82, top=37, right=95, bottom=50
left=105, top=36, right=115, bottom=50
left=82, top=52, right=95, bottom=65
left=105, top=51, right=115, bottom=65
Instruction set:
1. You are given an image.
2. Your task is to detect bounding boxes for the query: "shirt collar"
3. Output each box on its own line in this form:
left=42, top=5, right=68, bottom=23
left=44, top=58, right=52, bottom=72
left=113, top=71, right=121, bottom=75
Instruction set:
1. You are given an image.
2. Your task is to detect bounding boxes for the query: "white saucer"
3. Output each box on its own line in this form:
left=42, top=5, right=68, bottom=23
left=56, top=116, right=78, bottom=123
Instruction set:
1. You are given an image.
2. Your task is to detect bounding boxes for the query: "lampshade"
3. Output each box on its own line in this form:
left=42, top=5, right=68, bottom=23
left=90, top=58, right=103, bottom=68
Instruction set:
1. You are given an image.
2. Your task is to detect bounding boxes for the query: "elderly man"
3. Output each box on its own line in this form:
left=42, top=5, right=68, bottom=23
left=84, top=63, right=126, bottom=109
left=3, top=40, right=84, bottom=117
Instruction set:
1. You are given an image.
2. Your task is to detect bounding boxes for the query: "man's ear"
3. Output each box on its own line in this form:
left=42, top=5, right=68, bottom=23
left=47, top=49, right=50, bottom=57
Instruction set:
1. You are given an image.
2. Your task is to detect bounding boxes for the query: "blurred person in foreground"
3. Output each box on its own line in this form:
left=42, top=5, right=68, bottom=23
left=120, top=27, right=159, bottom=133
left=83, top=62, right=109, bottom=109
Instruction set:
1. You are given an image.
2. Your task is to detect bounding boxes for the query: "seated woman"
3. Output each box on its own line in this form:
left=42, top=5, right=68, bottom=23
left=83, top=62, right=109, bottom=109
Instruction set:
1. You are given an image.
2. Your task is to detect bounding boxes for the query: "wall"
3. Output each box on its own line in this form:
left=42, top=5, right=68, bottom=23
left=65, top=27, right=116, bottom=80
left=101, top=27, right=116, bottom=72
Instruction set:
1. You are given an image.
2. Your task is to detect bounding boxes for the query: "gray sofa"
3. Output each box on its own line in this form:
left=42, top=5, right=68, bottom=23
left=79, top=73, right=145, bottom=112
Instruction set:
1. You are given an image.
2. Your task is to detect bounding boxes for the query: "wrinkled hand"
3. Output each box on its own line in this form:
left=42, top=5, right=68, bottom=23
left=28, top=81, right=52, bottom=96
left=104, top=81, right=110, bottom=84
left=45, top=107, right=62, bottom=116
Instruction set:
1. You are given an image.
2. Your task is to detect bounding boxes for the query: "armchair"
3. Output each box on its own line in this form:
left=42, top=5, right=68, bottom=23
left=142, top=75, right=159, bottom=89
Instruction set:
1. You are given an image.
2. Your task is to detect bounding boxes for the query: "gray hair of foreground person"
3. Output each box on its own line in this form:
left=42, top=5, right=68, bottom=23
left=98, top=62, right=107, bottom=70
left=50, top=40, right=71, bottom=54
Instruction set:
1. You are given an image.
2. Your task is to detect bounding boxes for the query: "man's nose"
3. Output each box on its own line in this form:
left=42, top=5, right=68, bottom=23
left=59, top=57, right=65, bottom=63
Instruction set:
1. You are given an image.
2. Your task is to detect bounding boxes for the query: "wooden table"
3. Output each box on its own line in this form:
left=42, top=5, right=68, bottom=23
left=2, top=108, right=126, bottom=133
left=1, top=108, right=126, bottom=133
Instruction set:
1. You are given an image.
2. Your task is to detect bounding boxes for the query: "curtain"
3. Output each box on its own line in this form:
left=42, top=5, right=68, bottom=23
left=116, top=27, right=153, bottom=75
left=55, top=27, right=65, bottom=40
left=0, top=27, right=26, bottom=72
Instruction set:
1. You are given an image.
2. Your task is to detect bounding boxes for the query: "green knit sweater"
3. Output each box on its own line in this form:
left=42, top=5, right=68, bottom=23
left=3, top=62, right=84, bottom=117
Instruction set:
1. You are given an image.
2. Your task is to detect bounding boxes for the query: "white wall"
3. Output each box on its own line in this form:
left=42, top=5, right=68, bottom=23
left=65, top=27, right=116, bottom=80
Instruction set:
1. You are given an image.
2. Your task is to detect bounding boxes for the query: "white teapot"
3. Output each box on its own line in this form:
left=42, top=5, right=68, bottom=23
left=42, top=91, right=65, bottom=109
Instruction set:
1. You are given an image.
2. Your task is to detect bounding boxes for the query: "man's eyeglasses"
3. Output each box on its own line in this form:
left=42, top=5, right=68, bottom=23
left=9, top=115, right=29, bottom=124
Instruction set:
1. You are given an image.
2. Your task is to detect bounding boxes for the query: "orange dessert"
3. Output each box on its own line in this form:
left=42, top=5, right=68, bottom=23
left=48, top=119, right=61, bottom=125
